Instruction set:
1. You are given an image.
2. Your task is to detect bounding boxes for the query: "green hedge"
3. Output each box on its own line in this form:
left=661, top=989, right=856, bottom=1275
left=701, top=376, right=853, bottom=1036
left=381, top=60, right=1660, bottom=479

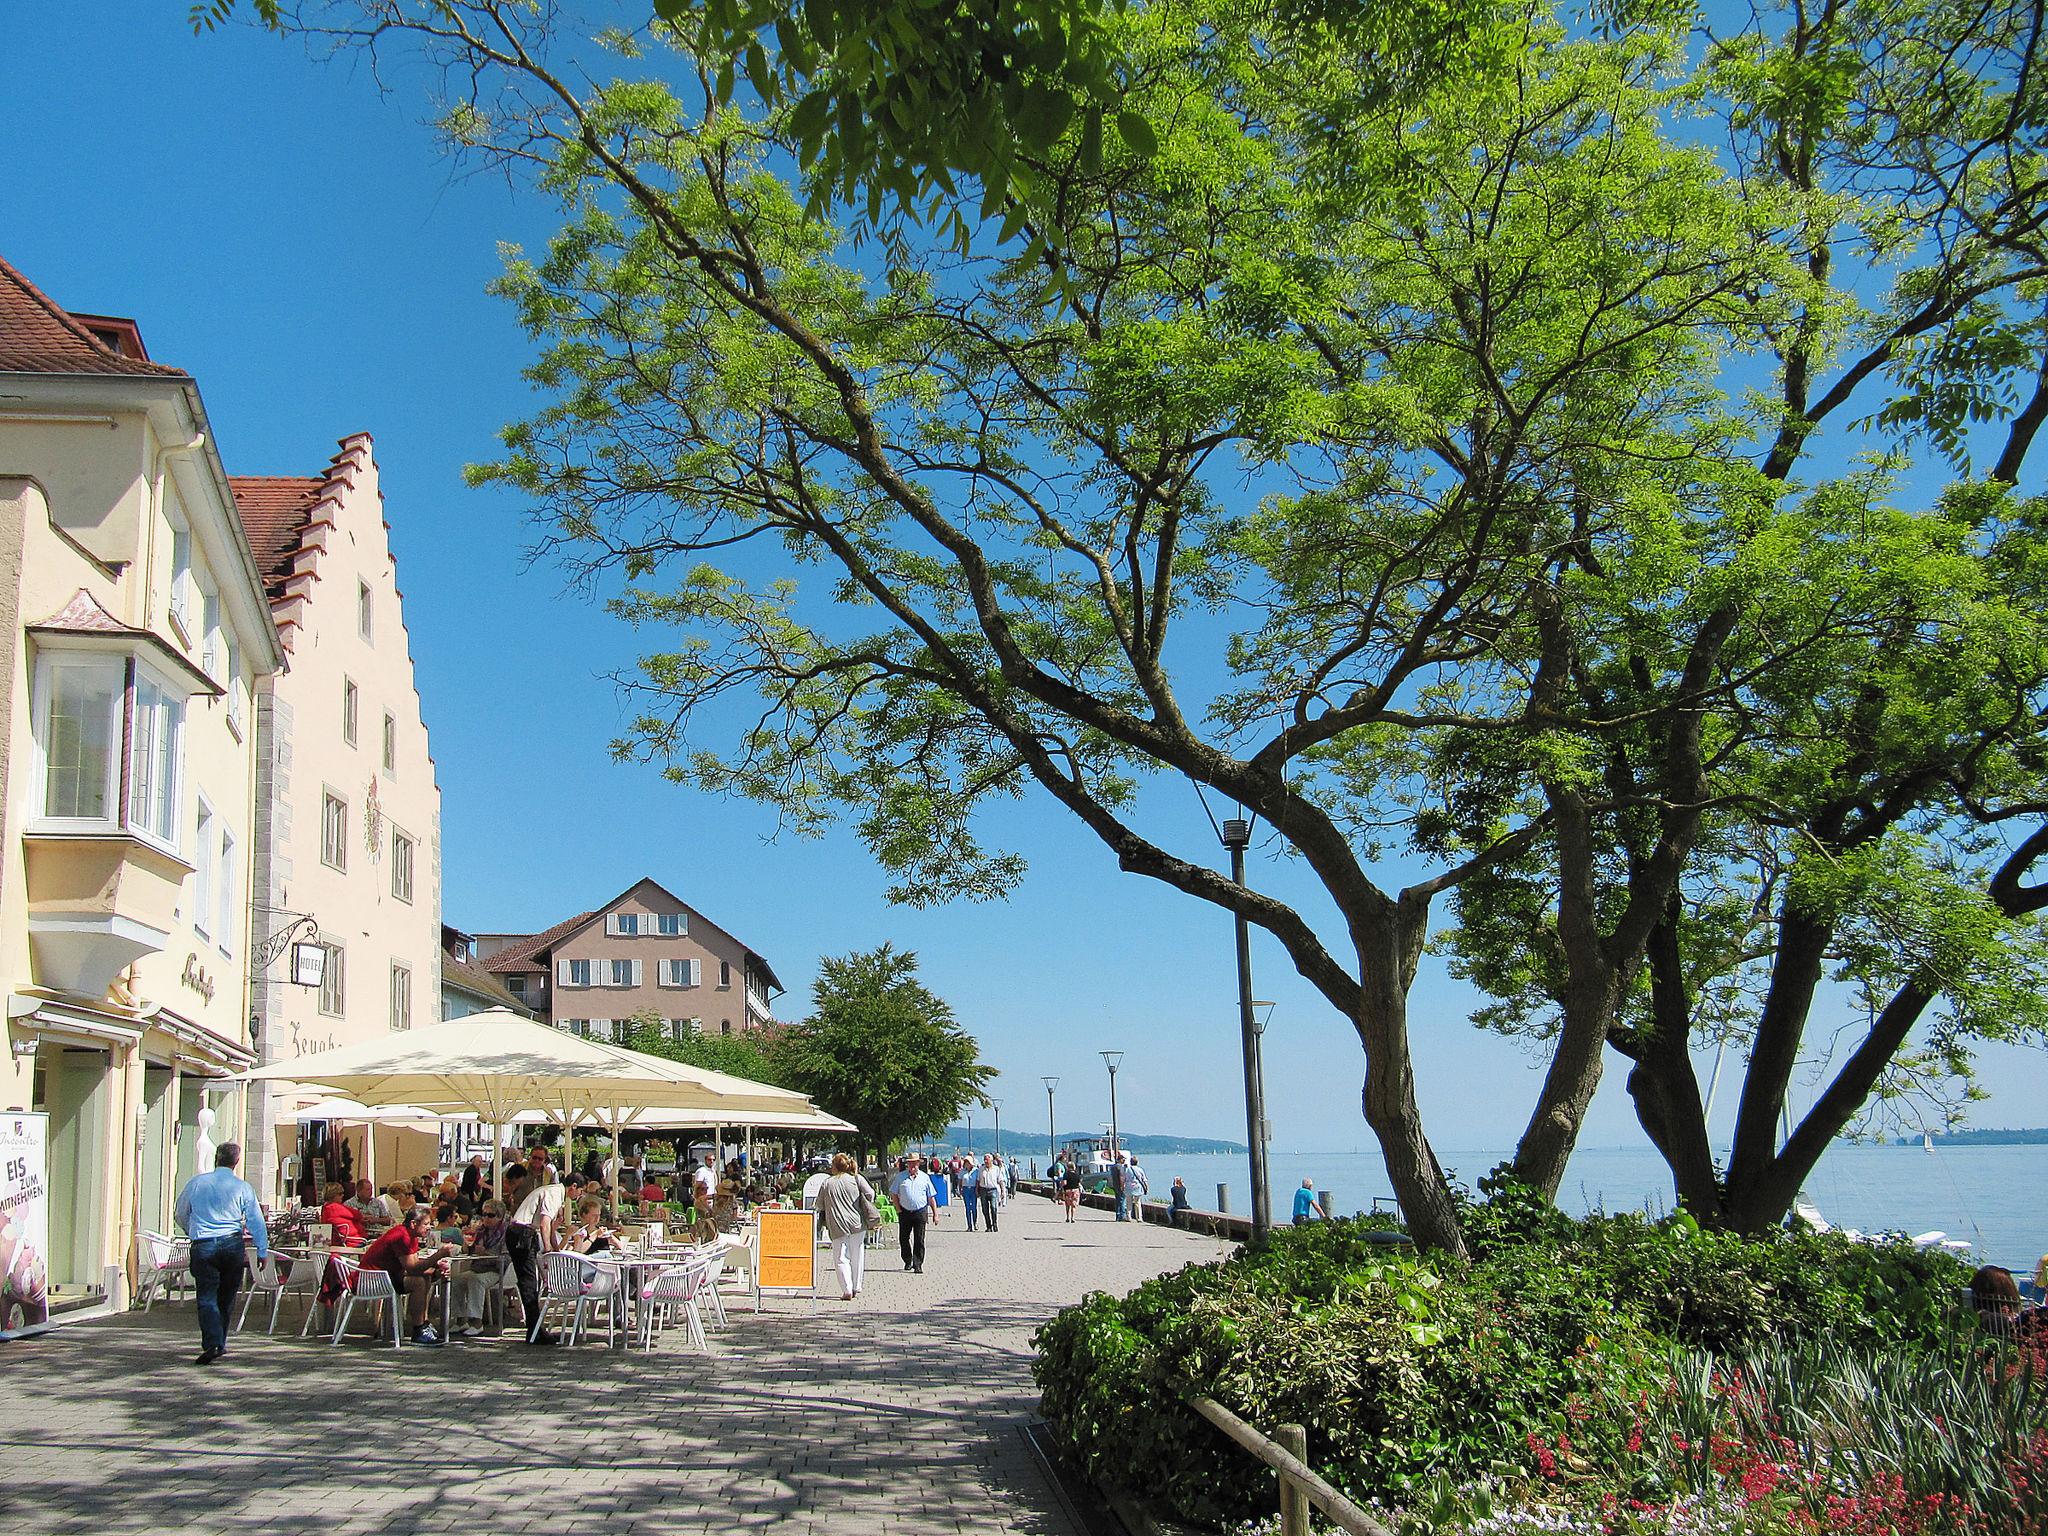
left=1031, top=1183, right=1975, bottom=1528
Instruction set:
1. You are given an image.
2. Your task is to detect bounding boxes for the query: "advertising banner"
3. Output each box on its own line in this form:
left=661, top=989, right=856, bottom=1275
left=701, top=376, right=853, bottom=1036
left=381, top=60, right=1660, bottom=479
left=0, top=1111, right=50, bottom=1334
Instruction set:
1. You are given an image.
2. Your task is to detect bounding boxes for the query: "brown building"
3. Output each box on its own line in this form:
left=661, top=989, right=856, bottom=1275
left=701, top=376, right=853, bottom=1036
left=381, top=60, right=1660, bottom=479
left=476, top=877, right=781, bottom=1040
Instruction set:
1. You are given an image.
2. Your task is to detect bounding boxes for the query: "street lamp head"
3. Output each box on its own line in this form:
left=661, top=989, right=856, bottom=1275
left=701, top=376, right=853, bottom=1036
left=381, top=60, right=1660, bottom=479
left=1100, top=1050, right=1123, bottom=1072
left=1252, top=999, right=1277, bottom=1036
left=1042, top=1075, right=1060, bottom=1091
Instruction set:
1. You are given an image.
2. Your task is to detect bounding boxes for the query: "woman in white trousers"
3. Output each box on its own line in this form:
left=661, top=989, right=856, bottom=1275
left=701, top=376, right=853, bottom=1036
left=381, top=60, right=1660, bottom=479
left=815, top=1153, right=876, bottom=1300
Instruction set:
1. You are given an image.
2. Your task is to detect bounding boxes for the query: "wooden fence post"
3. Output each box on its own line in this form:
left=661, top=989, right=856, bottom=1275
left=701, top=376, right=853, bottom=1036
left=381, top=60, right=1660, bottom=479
left=1277, top=1423, right=1309, bottom=1536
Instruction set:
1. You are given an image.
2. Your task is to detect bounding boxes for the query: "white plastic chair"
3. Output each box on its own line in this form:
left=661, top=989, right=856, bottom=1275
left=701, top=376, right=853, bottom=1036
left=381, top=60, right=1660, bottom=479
left=236, top=1250, right=321, bottom=1335
left=693, top=1245, right=731, bottom=1329
left=539, top=1251, right=622, bottom=1347
left=135, top=1230, right=190, bottom=1310
left=637, top=1259, right=711, bottom=1351
left=327, top=1256, right=404, bottom=1348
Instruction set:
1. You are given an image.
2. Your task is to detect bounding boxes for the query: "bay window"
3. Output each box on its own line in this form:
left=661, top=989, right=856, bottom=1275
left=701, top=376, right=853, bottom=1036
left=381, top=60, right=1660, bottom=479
left=127, top=670, right=184, bottom=850
left=34, top=656, right=123, bottom=824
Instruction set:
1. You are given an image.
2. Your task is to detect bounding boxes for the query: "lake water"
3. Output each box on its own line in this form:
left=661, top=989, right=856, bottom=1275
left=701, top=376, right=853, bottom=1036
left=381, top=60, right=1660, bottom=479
left=1065, top=1142, right=2045, bottom=1271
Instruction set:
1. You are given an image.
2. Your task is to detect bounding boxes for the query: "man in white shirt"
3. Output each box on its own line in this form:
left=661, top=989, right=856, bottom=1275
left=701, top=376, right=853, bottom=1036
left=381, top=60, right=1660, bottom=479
left=691, top=1153, right=718, bottom=1206
left=506, top=1170, right=567, bottom=1345
left=890, top=1155, right=937, bottom=1273
left=346, top=1177, right=398, bottom=1234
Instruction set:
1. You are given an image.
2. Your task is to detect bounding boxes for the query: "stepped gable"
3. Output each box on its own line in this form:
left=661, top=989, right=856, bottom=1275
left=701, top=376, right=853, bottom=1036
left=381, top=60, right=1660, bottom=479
left=0, top=254, right=186, bottom=378
left=227, top=431, right=374, bottom=653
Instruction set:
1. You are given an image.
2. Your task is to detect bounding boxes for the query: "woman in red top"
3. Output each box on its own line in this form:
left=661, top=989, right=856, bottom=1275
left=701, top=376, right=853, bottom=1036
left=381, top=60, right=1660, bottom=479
left=317, top=1182, right=366, bottom=1245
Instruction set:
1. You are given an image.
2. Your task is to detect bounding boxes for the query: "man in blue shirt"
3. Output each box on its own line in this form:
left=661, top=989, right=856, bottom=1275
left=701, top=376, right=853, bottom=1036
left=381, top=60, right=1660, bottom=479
left=173, top=1142, right=269, bottom=1365
left=888, top=1155, right=936, bottom=1274
left=1291, top=1179, right=1325, bottom=1225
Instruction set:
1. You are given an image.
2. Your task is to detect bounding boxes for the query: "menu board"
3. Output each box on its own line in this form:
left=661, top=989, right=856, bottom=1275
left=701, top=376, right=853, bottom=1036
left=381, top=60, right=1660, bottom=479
left=754, top=1209, right=817, bottom=1296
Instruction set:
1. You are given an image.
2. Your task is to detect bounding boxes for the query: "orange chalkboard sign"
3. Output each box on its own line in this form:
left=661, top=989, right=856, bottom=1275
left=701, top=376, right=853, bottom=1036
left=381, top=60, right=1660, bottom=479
left=755, top=1209, right=817, bottom=1294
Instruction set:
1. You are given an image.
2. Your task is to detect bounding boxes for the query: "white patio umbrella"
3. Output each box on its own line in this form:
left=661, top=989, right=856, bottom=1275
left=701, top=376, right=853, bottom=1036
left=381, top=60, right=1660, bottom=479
left=239, top=1008, right=817, bottom=1191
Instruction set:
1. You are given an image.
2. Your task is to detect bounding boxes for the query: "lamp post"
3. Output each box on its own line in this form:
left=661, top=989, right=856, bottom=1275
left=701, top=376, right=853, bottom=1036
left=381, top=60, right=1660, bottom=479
left=989, top=1097, right=1003, bottom=1158
left=964, top=1107, right=973, bottom=1157
left=1100, top=1050, right=1124, bottom=1156
left=1221, top=817, right=1274, bottom=1243
left=1042, top=1076, right=1060, bottom=1162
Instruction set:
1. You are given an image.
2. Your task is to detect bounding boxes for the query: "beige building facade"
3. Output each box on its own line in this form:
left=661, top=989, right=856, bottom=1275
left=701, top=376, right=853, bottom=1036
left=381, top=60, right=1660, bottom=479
left=480, top=877, right=781, bottom=1040
left=0, top=257, right=284, bottom=1311
left=233, top=437, right=443, bottom=1203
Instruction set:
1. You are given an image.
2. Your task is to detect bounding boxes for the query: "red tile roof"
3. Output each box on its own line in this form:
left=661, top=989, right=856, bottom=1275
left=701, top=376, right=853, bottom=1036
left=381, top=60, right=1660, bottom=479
left=484, top=911, right=598, bottom=975
left=227, top=476, right=325, bottom=599
left=0, top=255, right=186, bottom=378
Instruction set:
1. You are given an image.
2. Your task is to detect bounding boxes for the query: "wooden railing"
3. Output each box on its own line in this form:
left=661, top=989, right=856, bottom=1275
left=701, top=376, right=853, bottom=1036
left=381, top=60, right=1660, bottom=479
left=1187, top=1396, right=1394, bottom=1536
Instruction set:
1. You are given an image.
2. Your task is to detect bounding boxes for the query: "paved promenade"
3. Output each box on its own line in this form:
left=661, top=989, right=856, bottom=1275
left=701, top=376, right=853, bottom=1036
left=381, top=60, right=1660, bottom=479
left=0, top=1190, right=1229, bottom=1536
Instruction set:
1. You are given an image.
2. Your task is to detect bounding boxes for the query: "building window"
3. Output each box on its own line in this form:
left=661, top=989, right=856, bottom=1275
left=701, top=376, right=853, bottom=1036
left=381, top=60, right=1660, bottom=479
left=225, top=634, right=244, bottom=736
left=659, top=958, right=700, bottom=989
left=589, top=1018, right=614, bottom=1041
left=321, top=792, right=348, bottom=871
left=382, top=713, right=396, bottom=775
left=192, top=800, right=216, bottom=938
left=342, top=679, right=358, bottom=747
left=169, top=520, right=193, bottom=635
left=506, top=975, right=527, bottom=996
left=560, top=1018, right=589, bottom=1037
left=33, top=655, right=123, bottom=824
left=719, top=1018, right=732, bottom=1035
left=319, top=941, right=346, bottom=1017
left=607, top=958, right=640, bottom=988
left=200, top=583, right=221, bottom=679
left=391, top=963, right=412, bottom=1031
left=217, top=826, right=236, bottom=957
left=392, top=830, right=415, bottom=903
left=127, top=671, right=184, bottom=850
left=606, top=912, right=641, bottom=937
left=358, top=580, right=373, bottom=641
left=718, top=960, right=732, bottom=990
left=557, top=957, right=591, bottom=989
left=656, top=912, right=685, bottom=936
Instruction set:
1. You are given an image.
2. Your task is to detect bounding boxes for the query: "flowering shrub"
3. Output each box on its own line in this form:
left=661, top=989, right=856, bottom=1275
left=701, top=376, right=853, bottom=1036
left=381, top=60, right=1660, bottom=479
left=1032, top=1181, right=2002, bottom=1530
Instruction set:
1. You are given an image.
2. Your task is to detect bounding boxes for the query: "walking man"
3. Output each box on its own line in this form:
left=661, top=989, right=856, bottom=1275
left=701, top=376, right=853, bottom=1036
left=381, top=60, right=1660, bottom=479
left=891, top=1155, right=936, bottom=1273
left=1116, top=1152, right=1149, bottom=1221
left=172, top=1142, right=268, bottom=1365
left=506, top=1167, right=566, bottom=1345
left=978, top=1154, right=1003, bottom=1233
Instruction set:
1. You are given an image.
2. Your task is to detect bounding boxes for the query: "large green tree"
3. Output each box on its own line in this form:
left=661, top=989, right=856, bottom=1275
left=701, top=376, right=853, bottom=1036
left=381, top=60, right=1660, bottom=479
left=775, top=945, right=992, bottom=1160
left=285, top=0, right=2048, bottom=1250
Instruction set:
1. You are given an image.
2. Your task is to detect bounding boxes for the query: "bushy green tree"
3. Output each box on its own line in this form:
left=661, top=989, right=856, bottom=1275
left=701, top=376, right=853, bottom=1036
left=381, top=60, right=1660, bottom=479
left=619, top=1008, right=796, bottom=1086
left=775, top=946, right=992, bottom=1163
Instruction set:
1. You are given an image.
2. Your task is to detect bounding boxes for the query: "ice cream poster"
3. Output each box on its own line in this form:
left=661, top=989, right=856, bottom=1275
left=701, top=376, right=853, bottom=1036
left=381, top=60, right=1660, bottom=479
left=0, top=1112, right=49, bottom=1333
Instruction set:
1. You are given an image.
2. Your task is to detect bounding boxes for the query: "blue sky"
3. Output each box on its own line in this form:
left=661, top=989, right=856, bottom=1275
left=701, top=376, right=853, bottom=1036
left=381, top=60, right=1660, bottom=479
left=5, top=4, right=2043, bottom=1167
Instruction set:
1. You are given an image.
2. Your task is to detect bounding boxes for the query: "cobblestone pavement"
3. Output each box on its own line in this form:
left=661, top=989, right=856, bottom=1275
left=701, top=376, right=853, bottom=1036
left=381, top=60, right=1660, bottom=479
left=0, top=1191, right=1228, bottom=1535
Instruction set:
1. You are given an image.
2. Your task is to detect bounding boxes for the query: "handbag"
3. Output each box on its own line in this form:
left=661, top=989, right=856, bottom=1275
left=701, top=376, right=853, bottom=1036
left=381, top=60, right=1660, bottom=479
left=858, top=1183, right=884, bottom=1232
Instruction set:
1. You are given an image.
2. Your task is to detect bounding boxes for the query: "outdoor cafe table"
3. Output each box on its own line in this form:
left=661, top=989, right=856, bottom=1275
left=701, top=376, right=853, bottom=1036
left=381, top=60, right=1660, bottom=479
left=433, top=1251, right=509, bottom=1340
left=580, top=1254, right=688, bottom=1348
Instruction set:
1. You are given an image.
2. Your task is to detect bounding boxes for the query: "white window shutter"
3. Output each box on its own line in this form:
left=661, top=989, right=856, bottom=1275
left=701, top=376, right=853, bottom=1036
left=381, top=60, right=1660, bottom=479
left=630, top=958, right=643, bottom=987
left=687, top=958, right=702, bottom=989
left=556, top=957, right=572, bottom=986
left=604, top=913, right=618, bottom=937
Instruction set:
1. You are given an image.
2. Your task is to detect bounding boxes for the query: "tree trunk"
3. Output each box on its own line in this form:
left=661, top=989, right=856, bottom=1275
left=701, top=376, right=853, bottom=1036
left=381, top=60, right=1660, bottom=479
left=1724, top=906, right=1831, bottom=1197
left=1352, top=919, right=1468, bottom=1259
left=1512, top=969, right=1618, bottom=1199
left=1623, top=911, right=1725, bottom=1222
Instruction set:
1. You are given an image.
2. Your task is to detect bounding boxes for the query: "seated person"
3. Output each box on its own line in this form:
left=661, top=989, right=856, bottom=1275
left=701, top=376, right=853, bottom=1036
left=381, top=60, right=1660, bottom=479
left=433, top=1200, right=466, bottom=1247
left=450, top=1200, right=509, bottom=1337
left=638, top=1176, right=667, bottom=1205
left=356, top=1205, right=457, bottom=1346
left=1971, top=1264, right=2024, bottom=1338
left=388, top=1182, right=420, bottom=1224
left=564, top=1196, right=620, bottom=1255
left=347, top=1177, right=398, bottom=1234
left=318, top=1181, right=367, bottom=1246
